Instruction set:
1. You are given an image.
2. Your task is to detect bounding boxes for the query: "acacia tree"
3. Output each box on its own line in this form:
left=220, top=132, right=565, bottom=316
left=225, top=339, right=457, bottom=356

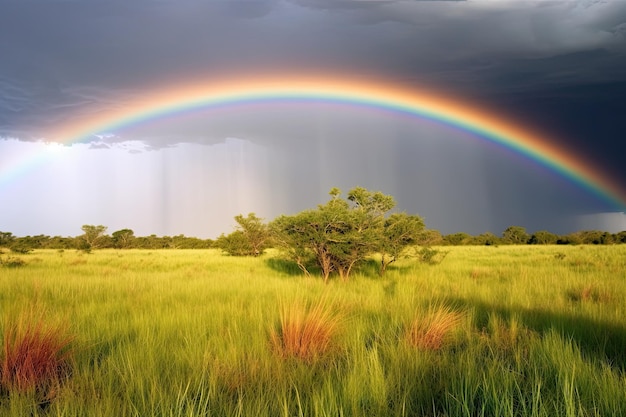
left=78, top=225, right=108, bottom=251
left=112, top=229, right=135, bottom=249
left=271, top=209, right=335, bottom=280
left=0, top=232, right=15, bottom=247
left=331, top=187, right=395, bottom=279
left=502, top=226, right=530, bottom=245
left=271, top=187, right=398, bottom=282
left=216, top=213, right=270, bottom=256
left=528, top=230, right=558, bottom=245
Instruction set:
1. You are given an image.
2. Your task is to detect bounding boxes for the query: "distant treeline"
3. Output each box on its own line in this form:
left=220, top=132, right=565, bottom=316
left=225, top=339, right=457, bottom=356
left=1, top=225, right=625, bottom=254
left=0, top=229, right=213, bottom=253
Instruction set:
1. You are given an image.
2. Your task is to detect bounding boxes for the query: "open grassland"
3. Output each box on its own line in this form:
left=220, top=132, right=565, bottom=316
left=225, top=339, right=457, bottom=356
left=1, top=245, right=626, bottom=416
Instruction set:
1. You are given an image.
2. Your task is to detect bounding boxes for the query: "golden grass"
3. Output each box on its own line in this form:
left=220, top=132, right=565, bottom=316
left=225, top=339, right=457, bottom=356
left=270, top=300, right=344, bottom=363
left=406, top=304, right=464, bottom=351
left=566, top=284, right=612, bottom=303
left=1, top=309, right=74, bottom=401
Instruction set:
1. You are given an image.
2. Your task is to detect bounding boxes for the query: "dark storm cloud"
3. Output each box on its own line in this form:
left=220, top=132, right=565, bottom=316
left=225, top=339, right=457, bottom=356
left=1, top=0, right=624, bottom=141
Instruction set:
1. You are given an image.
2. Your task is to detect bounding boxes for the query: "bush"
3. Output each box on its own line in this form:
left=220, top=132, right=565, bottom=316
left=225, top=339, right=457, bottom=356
left=406, top=304, right=464, bottom=350
left=417, top=247, right=449, bottom=265
left=9, top=243, right=32, bottom=254
left=1, top=310, right=74, bottom=403
left=0, top=256, right=26, bottom=268
left=270, top=300, right=344, bottom=363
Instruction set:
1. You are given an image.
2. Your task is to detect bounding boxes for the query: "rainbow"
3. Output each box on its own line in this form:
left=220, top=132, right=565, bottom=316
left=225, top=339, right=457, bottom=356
left=6, top=76, right=626, bottom=208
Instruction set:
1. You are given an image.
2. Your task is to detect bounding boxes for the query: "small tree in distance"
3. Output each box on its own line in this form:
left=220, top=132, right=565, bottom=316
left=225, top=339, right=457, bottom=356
left=216, top=213, right=270, bottom=257
left=528, top=230, right=558, bottom=245
left=502, top=226, right=530, bottom=245
left=112, top=229, right=135, bottom=249
left=77, top=225, right=108, bottom=252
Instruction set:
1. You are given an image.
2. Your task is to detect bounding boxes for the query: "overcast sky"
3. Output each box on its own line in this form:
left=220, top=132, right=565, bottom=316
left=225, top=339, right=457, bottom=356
left=1, top=0, right=626, bottom=238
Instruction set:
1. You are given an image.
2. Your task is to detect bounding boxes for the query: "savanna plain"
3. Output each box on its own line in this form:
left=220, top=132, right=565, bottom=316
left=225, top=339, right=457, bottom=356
left=1, top=245, right=626, bottom=416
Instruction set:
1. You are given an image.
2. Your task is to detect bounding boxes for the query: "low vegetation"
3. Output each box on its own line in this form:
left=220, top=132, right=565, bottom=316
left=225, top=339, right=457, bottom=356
left=270, top=299, right=344, bottom=363
left=1, top=308, right=74, bottom=405
left=405, top=303, right=464, bottom=350
left=0, top=245, right=625, bottom=415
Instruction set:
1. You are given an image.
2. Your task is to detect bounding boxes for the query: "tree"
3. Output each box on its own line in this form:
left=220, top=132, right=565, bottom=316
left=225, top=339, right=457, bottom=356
left=112, top=229, right=135, bottom=249
left=234, top=213, right=271, bottom=256
left=0, top=232, right=15, bottom=247
left=528, top=230, right=558, bottom=245
left=379, top=213, right=425, bottom=276
left=470, top=232, right=501, bottom=246
left=577, top=230, right=613, bottom=245
left=502, top=226, right=530, bottom=245
left=216, top=213, right=270, bottom=256
left=330, top=187, right=395, bottom=280
left=615, top=231, right=626, bottom=244
left=271, top=187, right=399, bottom=282
left=78, top=225, right=108, bottom=251
left=443, top=232, right=472, bottom=246
left=416, top=229, right=443, bottom=246
left=271, top=210, right=328, bottom=278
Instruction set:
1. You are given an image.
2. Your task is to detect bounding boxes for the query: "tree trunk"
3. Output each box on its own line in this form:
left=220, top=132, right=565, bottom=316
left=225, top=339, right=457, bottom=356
left=380, top=254, right=396, bottom=276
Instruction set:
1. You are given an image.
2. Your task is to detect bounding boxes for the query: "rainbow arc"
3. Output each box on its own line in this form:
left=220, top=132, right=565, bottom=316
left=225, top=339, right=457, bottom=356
left=5, top=76, right=626, bottom=208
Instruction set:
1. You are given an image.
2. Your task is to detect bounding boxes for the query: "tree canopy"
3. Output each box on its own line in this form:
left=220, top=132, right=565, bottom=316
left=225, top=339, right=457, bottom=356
left=271, top=187, right=424, bottom=281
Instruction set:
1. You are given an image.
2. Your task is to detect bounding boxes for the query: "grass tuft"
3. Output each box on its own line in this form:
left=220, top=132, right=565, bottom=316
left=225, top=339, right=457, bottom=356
left=406, top=304, right=464, bottom=351
left=270, top=299, right=344, bottom=363
left=566, top=284, right=611, bottom=303
left=1, top=309, right=75, bottom=402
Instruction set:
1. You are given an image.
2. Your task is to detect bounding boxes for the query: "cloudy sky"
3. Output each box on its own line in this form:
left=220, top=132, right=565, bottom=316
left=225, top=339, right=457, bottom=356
left=1, top=0, right=626, bottom=239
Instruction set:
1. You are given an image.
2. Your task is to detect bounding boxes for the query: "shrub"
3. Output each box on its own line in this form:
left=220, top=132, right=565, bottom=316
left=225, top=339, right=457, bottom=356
left=406, top=304, right=464, bottom=350
left=270, top=300, right=344, bottom=363
left=1, top=310, right=74, bottom=402
left=0, top=256, right=26, bottom=268
left=417, top=247, right=449, bottom=265
left=9, top=243, right=32, bottom=254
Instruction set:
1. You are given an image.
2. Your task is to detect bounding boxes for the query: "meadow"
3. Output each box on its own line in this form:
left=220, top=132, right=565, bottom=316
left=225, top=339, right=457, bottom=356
left=1, top=245, right=625, bottom=416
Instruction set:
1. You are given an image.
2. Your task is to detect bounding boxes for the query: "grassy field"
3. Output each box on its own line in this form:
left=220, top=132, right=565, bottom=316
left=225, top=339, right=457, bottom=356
left=1, top=245, right=625, bottom=416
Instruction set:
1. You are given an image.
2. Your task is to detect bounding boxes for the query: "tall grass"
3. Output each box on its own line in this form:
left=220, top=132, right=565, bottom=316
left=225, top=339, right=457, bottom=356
left=405, top=303, right=464, bottom=350
left=0, top=246, right=625, bottom=415
left=270, top=298, right=344, bottom=363
left=1, top=308, right=74, bottom=404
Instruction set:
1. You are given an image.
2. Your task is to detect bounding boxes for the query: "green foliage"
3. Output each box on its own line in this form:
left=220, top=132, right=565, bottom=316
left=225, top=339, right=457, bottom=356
left=576, top=230, right=614, bottom=245
left=443, top=232, right=472, bottom=245
left=77, top=225, right=108, bottom=251
left=271, top=187, right=400, bottom=281
left=470, top=232, right=501, bottom=246
left=415, top=246, right=449, bottom=265
left=215, top=230, right=254, bottom=256
left=0, top=255, right=26, bottom=268
left=0, top=231, right=15, bottom=247
left=379, top=213, right=425, bottom=275
left=9, top=242, right=33, bottom=254
left=216, top=213, right=270, bottom=256
left=529, top=230, right=559, bottom=244
left=111, top=229, right=135, bottom=249
left=1, top=247, right=626, bottom=415
left=502, top=225, right=530, bottom=244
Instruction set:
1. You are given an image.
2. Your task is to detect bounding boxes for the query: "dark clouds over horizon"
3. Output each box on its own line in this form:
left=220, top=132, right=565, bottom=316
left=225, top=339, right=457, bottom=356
left=1, top=0, right=626, bottom=237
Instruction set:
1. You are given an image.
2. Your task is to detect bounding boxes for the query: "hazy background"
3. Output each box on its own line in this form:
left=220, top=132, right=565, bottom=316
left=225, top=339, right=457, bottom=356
left=1, top=0, right=626, bottom=238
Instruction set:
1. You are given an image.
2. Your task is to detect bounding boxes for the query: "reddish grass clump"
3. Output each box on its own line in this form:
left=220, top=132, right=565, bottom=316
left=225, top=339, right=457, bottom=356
left=406, top=305, right=464, bottom=351
left=270, top=300, right=343, bottom=363
left=1, top=311, right=74, bottom=400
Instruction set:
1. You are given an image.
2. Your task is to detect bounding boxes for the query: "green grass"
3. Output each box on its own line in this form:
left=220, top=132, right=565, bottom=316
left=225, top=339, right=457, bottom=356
left=0, top=246, right=625, bottom=416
